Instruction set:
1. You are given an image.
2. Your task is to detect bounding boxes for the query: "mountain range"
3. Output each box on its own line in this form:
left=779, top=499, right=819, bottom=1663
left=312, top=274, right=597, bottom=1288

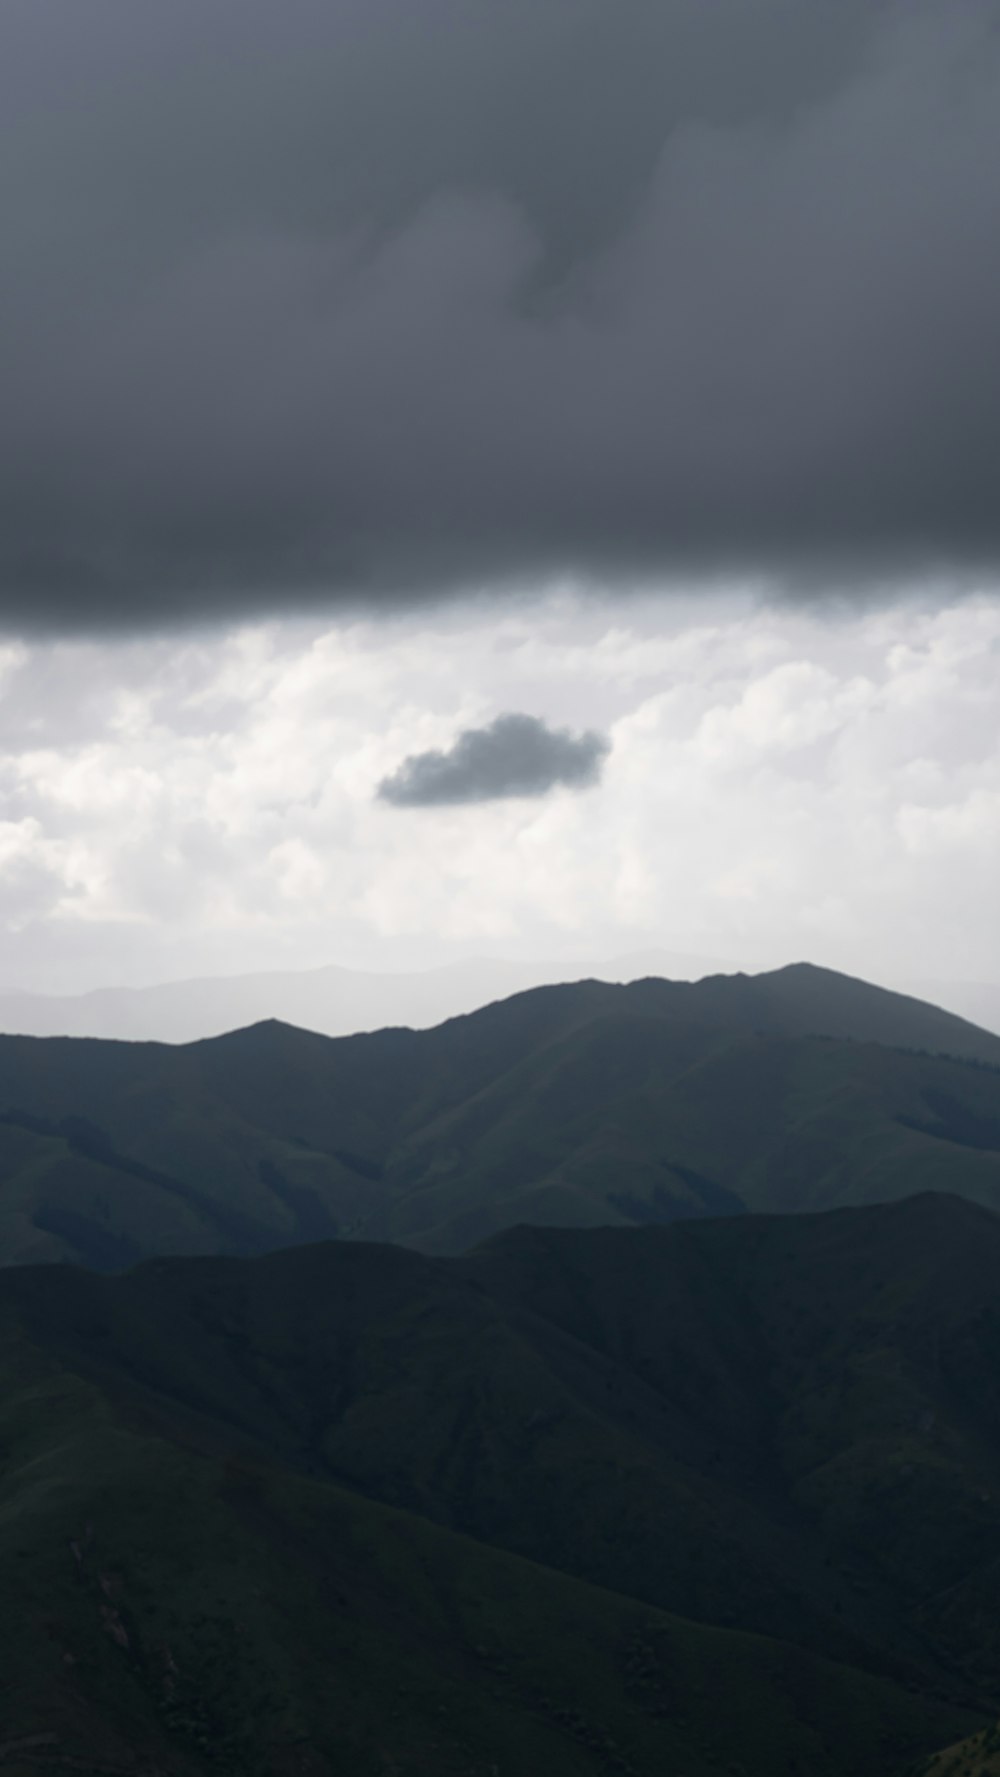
left=5, top=961, right=1000, bottom=1772
left=0, top=951, right=996, bottom=1047
left=1, top=963, right=999, bottom=1271
left=4, top=1191, right=1000, bottom=1775
left=0, top=950, right=730, bottom=1045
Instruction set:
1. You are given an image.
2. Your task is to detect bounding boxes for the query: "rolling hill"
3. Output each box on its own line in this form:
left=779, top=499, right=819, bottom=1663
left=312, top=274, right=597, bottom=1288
left=2, top=1193, right=997, bottom=1775
left=0, top=963, right=999, bottom=1269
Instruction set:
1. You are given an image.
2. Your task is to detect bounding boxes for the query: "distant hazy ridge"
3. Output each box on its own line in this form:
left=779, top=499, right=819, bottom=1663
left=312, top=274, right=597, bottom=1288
left=0, top=950, right=995, bottom=1043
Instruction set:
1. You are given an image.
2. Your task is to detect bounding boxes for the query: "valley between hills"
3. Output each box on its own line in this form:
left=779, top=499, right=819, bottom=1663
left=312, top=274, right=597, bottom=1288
left=3, top=964, right=1000, bottom=1774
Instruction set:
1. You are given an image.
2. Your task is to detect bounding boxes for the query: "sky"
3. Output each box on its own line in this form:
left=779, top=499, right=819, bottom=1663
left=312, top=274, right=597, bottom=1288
left=0, top=0, right=998, bottom=999
left=1, top=589, right=998, bottom=996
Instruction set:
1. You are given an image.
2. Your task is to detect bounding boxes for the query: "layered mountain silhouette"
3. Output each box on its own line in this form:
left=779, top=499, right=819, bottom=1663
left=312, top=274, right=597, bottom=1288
left=2, top=1193, right=998, bottom=1774
left=0, top=963, right=998, bottom=1270
left=2, top=951, right=997, bottom=1051
left=0, top=949, right=731, bottom=1044
left=5, top=965, right=1000, bottom=1772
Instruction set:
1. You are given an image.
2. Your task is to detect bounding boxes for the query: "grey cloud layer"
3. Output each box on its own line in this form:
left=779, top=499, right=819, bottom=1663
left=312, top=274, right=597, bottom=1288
left=377, top=714, right=610, bottom=806
left=2, top=0, right=999, bottom=627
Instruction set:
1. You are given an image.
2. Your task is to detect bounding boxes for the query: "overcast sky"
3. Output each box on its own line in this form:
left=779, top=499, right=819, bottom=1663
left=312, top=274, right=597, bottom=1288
left=0, top=2, right=997, bottom=1001
left=0, top=589, right=997, bottom=995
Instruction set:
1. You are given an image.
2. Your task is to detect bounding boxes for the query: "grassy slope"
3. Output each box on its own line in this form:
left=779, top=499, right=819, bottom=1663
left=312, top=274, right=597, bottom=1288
left=376, top=1026, right=1000, bottom=1251
left=469, top=1196, right=1000, bottom=1687
left=922, top=1725, right=1000, bottom=1775
left=1, top=964, right=999, bottom=1266
left=1, top=1248, right=976, bottom=1777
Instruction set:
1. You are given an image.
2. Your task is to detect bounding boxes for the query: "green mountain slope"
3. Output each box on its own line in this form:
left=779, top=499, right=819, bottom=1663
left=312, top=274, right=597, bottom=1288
left=1, top=1374, right=966, bottom=1777
left=1, top=1196, right=993, bottom=1775
left=1, top=963, right=999, bottom=1267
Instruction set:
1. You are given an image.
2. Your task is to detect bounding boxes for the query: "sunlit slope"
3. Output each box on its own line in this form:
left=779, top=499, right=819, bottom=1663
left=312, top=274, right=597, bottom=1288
left=0, top=963, right=998, bottom=1265
left=923, top=1725, right=1000, bottom=1775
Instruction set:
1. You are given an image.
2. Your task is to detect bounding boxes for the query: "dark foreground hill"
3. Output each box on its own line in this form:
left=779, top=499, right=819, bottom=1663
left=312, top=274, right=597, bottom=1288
left=0, top=963, right=999, bottom=1269
left=4, top=1194, right=1000, bottom=1773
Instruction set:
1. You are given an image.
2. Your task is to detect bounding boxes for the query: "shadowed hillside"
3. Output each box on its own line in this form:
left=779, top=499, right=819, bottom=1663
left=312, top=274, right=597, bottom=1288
left=0, top=964, right=999, bottom=1268
left=2, top=1194, right=997, bottom=1774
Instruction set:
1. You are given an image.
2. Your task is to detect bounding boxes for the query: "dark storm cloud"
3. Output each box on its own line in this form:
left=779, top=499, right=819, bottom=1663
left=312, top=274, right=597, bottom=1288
left=378, top=714, right=610, bottom=806
left=2, top=0, right=1000, bottom=629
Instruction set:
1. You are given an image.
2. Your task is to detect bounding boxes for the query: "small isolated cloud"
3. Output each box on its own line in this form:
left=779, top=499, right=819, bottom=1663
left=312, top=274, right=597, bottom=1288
left=377, top=713, right=610, bottom=808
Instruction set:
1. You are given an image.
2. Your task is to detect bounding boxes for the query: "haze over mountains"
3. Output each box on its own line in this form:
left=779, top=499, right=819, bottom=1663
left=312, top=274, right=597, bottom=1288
left=1, top=952, right=997, bottom=1046
left=0, top=951, right=731, bottom=1044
